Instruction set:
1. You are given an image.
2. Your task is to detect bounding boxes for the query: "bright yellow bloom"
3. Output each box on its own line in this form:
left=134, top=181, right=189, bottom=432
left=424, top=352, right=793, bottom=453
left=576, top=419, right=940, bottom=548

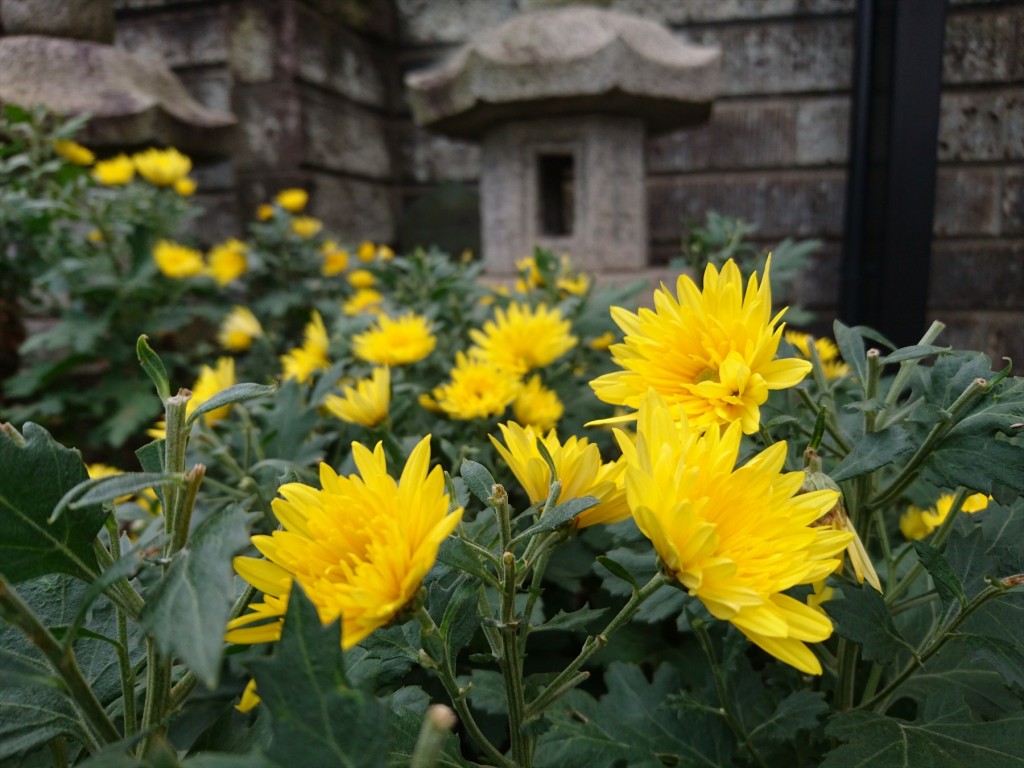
left=492, top=422, right=628, bottom=528
left=86, top=463, right=132, bottom=504
left=357, top=241, right=377, bottom=262
left=434, top=352, right=520, bottom=421
left=418, top=391, right=443, bottom=413
left=348, top=269, right=376, bottom=289
left=512, top=375, right=564, bottom=433
left=378, top=245, right=395, bottom=261
left=516, top=255, right=544, bottom=289
left=53, top=139, right=94, bottom=166
left=280, top=311, right=330, bottom=383
left=616, top=392, right=851, bottom=674
left=324, top=367, right=390, bottom=427
left=206, top=239, right=248, bottom=286
left=153, top=239, right=204, bottom=279
left=174, top=177, right=197, bottom=196
left=291, top=216, right=322, bottom=239
left=821, top=360, right=851, bottom=380
left=93, top=154, right=135, bottom=185
left=785, top=331, right=848, bottom=380
left=87, top=230, right=105, bottom=244
left=256, top=204, right=274, bottom=221
left=226, top=436, right=463, bottom=649
left=190, top=357, right=236, bottom=427
left=320, top=240, right=349, bottom=276
left=588, top=332, right=615, bottom=351
left=901, top=492, right=991, bottom=540
left=469, top=302, right=577, bottom=375
left=237, top=678, right=260, bottom=713
left=275, top=188, right=308, bottom=212
left=133, top=147, right=192, bottom=187
left=591, top=258, right=810, bottom=435
left=352, top=313, right=436, bottom=366
left=218, top=306, right=263, bottom=351
left=557, top=274, right=590, bottom=296
left=343, top=289, right=384, bottom=316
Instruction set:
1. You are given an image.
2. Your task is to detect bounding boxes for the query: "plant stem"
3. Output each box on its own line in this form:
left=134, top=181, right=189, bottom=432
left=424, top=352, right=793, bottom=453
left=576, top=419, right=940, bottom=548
left=106, top=516, right=137, bottom=740
left=796, top=388, right=851, bottom=456
left=499, top=552, right=530, bottom=767
left=168, top=464, right=204, bottom=556
left=409, top=704, right=458, bottom=768
left=692, top=621, right=769, bottom=768
left=834, top=638, right=860, bottom=712
left=0, top=576, right=120, bottom=748
left=880, top=321, right=945, bottom=412
left=138, top=640, right=172, bottom=757
left=161, top=392, right=191, bottom=559
left=525, top=572, right=670, bottom=719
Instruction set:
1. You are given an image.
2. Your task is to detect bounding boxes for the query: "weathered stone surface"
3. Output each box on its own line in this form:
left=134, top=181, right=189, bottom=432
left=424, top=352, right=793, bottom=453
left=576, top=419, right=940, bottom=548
left=0, top=35, right=235, bottom=150
left=187, top=191, right=239, bottom=244
left=795, top=97, right=849, bottom=165
left=929, top=241, right=1024, bottom=310
left=300, top=89, right=392, bottom=179
left=399, top=125, right=480, bottom=183
left=308, top=173, right=395, bottom=242
left=939, top=90, right=1024, bottom=162
left=2, top=0, right=115, bottom=42
left=942, top=8, right=1020, bottom=84
left=303, top=0, right=397, bottom=41
left=647, top=101, right=796, bottom=172
left=232, top=84, right=303, bottom=170
left=227, top=3, right=276, bottom=83
left=177, top=69, right=233, bottom=113
left=395, top=0, right=517, bottom=45
left=116, top=6, right=228, bottom=68
left=1002, top=168, right=1024, bottom=235
left=191, top=157, right=235, bottom=192
left=648, top=170, right=846, bottom=242
left=932, top=310, right=1024, bottom=373
left=396, top=183, right=481, bottom=255
left=295, top=5, right=389, bottom=108
left=933, top=168, right=1001, bottom=237
left=684, top=19, right=852, bottom=97
left=481, top=116, right=647, bottom=274
left=788, top=243, right=841, bottom=311
left=610, top=0, right=854, bottom=25
left=406, top=7, right=721, bottom=138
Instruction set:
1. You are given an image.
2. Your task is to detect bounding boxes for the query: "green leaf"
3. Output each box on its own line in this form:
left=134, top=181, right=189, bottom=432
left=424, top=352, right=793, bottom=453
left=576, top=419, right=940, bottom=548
left=435, top=536, right=494, bottom=584
left=823, top=705, right=1024, bottom=767
left=140, top=506, right=254, bottom=688
left=912, top=539, right=967, bottom=613
left=249, top=585, right=391, bottom=768
left=187, top=383, right=277, bottom=428
left=511, top=496, right=599, bottom=544
left=459, top=460, right=496, bottom=507
left=136, top=334, right=170, bottom=402
left=0, top=686, right=85, bottom=761
left=50, top=471, right=182, bottom=523
left=386, top=686, right=470, bottom=768
left=826, top=586, right=912, bottom=667
left=830, top=427, right=914, bottom=482
left=595, top=554, right=638, bottom=592
left=532, top=605, right=608, bottom=633
left=0, top=423, right=106, bottom=583
left=879, top=345, right=950, bottom=365
left=748, top=689, right=829, bottom=747
left=834, top=321, right=868, bottom=388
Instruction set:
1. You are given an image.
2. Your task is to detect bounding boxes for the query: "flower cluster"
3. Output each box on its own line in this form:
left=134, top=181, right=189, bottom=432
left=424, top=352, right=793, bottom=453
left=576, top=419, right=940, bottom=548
left=153, top=238, right=248, bottom=284
left=899, top=492, right=991, bottom=540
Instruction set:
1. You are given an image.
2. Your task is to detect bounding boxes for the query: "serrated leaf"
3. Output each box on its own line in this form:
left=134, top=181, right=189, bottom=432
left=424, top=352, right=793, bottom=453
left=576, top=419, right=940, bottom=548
left=0, top=686, right=85, bottom=761
left=249, top=585, right=390, bottom=768
left=823, top=705, right=1024, bottom=768
left=826, top=586, right=912, bottom=666
left=385, top=686, right=470, bottom=768
left=187, top=383, right=277, bottom=428
left=532, top=605, right=607, bottom=633
left=511, top=496, right=599, bottom=544
left=830, top=428, right=914, bottom=482
left=459, top=460, right=496, bottom=506
left=0, top=423, right=106, bottom=583
left=466, top=669, right=507, bottom=716
left=912, top=539, right=967, bottom=614
left=436, top=536, right=494, bottom=584
left=834, top=321, right=868, bottom=388
left=140, top=506, right=253, bottom=687
left=748, top=689, right=829, bottom=747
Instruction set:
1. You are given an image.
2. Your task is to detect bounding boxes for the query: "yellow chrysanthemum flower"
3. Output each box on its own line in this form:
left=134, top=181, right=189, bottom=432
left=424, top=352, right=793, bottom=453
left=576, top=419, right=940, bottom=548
left=378, top=245, right=395, bottom=261
left=342, top=289, right=384, bottom=316
left=491, top=422, right=628, bottom=528
left=469, top=302, right=577, bottom=375
left=516, top=255, right=544, bottom=289
left=512, top=375, right=564, bottom=433
left=174, top=177, right=197, bottom=197
left=291, top=216, right=322, bottom=239
left=348, top=269, right=376, bottom=289
left=591, top=258, right=810, bottom=435
left=133, top=147, right=192, bottom=187
left=93, top=154, right=135, bottom=185
left=206, top=239, right=248, bottom=286
left=821, top=360, right=851, bottom=380
left=588, top=331, right=615, bottom=351
left=280, top=310, right=330, bottom=383
left=434, top=352, right=520, bottom=421
left=86, top=463, right=132, bottom=504
left=256, top=204, right=274, bottom=221
left=225, top=436, right=463, bottom=649
left=785, top=331, right=848, bottom=380
left=616, top=392, right=852, bottom=674
left=557, top=274, right=590, bottom=296
left=324, top=367, right=390, bottom=428
left=352, top=313, right=436, bottom=366
left=53, top=139, right=95, bottom=166
left=357, top=241, right=377, bottom=262
left=900, top=492, right=991, bottom=540
left=218, top=306, right=263, bottom=351
left=275, top=188, right=308, bottom=212
left=153, top=239, right=204, bottom=279
left=190, top=357, right=236, bottom=427
left=320, top=240, right=349, bottom=276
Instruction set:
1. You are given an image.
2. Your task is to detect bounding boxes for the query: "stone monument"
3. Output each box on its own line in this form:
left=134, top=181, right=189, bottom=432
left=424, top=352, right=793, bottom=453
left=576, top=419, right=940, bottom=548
left=0, top=0, right=235, bottom=151
left=405, top=6, right=720, bottom=275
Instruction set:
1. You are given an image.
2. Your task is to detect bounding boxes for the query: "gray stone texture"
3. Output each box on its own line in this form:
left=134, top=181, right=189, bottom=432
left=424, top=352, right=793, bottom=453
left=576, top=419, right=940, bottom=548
left=610, top=0, right=854, bottom=25
left=939, top=89, right=1024, bottom=162
left=942, top=7, right=1022, bottom=84
left=116, top=5, right=228, bottom=68
left=399, top=126, right=481, bottom=183
left=936, top=311, right=1024, bottom=373
left=2, top=0, right=115, bottom=42
left=929, top=242, right=1024, bottom=311
left=395, top=0, right=517, bottom=45
left=933, top=168, right=1002, bottom=237
left=300, top=89, right=393, bottom=179
left=308, top=173, right=396, bottom=242
left=1003, top=168, right=1024, bottom=236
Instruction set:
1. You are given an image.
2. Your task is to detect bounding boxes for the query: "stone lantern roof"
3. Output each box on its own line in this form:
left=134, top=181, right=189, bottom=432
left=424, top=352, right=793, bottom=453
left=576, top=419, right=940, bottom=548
left=406, top=6, right=721, bottom=139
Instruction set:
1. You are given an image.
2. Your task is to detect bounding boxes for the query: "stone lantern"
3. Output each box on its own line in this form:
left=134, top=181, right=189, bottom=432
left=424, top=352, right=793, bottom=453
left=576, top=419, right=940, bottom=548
left=405, top=6, right=720, bottom=275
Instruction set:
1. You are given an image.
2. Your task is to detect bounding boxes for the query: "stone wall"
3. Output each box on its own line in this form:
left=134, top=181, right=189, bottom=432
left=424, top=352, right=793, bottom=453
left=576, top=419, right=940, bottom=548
left=99, top=0, right=1022, bottom=363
